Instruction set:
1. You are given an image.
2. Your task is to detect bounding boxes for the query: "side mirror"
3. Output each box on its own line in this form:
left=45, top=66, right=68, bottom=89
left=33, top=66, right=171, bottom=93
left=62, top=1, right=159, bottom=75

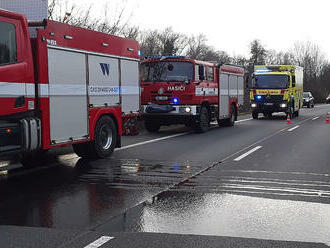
left=198, top=65, right=205, bottom=81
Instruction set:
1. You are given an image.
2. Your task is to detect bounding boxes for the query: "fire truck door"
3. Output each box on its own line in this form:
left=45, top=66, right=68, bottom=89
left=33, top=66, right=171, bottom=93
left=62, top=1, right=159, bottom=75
left=120, top=59, right=139, bottom=114
left=88, top=55, right=120, bottom=107
left=219, top=73, right=229, bottom=118
left=48, top=48, right=88, bottom=144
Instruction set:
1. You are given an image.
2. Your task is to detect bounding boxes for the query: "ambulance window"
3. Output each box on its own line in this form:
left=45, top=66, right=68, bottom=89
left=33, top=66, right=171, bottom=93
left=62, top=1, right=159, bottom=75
left=292, top=76, right=296, bottom=87
left=207, top=67, right=214, bottom=81
left=0, top=21, right=17, bottom=65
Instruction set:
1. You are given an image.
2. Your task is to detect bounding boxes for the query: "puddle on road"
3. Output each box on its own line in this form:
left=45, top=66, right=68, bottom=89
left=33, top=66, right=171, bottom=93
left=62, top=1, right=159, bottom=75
left=106, top=192, right=330, bottom=245
left=0, top=158, right=210, bottom=230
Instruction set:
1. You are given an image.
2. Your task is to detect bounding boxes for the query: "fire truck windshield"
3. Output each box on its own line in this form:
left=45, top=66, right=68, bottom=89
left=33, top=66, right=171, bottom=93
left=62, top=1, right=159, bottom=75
left=252, top=75, right=289, bottom=89
left=141, top=61, right=193, bottom=82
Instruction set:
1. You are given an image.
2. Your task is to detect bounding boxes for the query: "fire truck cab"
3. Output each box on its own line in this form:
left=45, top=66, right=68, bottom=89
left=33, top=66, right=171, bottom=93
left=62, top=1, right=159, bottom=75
left=0, top=9, right=140, bottom=163
left=140, top=56, right=245, bottom=132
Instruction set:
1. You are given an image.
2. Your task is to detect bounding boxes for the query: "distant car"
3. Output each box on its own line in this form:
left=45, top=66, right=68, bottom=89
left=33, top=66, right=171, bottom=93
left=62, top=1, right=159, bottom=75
left=303, top=92, right=315, bottom=108
left=326, top=94, right=330, bottom=104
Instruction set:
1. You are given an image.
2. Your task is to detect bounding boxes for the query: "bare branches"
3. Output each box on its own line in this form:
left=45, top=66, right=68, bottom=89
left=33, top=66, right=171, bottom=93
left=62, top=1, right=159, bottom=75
left=48, top=0, right=134, bottom=37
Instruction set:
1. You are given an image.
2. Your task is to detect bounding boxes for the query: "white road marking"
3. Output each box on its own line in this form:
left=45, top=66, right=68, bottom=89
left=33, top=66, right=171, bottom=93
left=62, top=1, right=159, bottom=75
left=84, top=236, right=114, bottom=248
left=233, top=146, right=263, bottom=161
left=118, top=118, right=252, bottom=151
left=117, top=132, right=189, bottom=151
left=236, top=118, right=253, bottom=123
left=288, top=125, right=300, bottom=132
left=312, top=116, right=320, bottom=120
left=222, top=169, right=329, bottom=177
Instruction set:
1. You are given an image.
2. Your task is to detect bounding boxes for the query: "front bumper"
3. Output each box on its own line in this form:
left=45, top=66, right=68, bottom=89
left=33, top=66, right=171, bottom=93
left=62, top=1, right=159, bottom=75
left=141, top=104, right=199, bottom=125
left=142, top=104, right=198, bottom=116
left=251, top=101, right=288, bottom=112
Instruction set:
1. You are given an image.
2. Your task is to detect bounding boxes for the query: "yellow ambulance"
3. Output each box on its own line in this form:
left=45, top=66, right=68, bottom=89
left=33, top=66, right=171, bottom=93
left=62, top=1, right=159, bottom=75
left=250, top=65, right=303, bottom=119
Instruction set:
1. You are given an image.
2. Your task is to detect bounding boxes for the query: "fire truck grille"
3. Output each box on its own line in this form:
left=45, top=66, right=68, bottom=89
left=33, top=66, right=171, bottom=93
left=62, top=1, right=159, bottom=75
left=263, top=95, right=283, bottom=103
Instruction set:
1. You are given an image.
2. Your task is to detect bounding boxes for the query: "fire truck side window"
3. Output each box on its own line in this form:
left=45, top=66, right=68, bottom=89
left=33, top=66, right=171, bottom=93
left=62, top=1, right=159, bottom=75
left=0, top=21, right=17, bottom=65
left=207, top=67, right=214, bottom=81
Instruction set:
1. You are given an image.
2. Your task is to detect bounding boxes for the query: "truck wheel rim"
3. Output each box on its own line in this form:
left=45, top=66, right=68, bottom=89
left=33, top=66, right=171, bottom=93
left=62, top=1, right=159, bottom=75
left=99, top=124, right=113, bottom=150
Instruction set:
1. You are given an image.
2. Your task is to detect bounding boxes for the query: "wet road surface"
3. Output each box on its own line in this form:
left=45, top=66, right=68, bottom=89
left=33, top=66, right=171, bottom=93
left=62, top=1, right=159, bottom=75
left=0, top=104, right=329, bottom=247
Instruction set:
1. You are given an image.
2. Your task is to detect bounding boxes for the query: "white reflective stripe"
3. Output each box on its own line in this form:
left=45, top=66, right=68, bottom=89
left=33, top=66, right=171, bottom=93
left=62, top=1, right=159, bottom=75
left=229, top=89, right=237, bottom=95
left=89, top=85, right=139, bottom=96
left=39, top=84, right=49, bottom=97
left=49, top=84, right=87, bottom=96
left=121, top=86, right=140, bottom=95
left=195, top=87, right=218, bottom=96
left=0, top=82, right=35, bottom=97
left=89, top=85, right=119, bottom=96
left=220, top=89, right=229, bottom=95
left=26, top=83, right=35, bottom=97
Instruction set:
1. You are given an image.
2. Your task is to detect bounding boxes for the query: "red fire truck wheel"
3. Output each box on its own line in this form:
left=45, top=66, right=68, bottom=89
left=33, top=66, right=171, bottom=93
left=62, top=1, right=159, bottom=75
left=73, top=116, right=117, bottom=159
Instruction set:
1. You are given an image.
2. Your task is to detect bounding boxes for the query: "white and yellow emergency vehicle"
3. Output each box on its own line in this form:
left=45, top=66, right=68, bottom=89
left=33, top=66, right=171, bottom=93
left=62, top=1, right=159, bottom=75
left=250, top=65, right=303, bottom=119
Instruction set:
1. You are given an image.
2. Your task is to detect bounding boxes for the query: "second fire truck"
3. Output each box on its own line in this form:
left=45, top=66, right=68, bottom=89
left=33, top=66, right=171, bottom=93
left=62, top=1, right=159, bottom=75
left=140, top=57, right=245, bottom=133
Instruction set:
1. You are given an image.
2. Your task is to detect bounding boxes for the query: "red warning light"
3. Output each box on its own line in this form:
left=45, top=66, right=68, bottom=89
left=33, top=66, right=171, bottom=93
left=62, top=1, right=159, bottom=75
left=5, top=129, right=12, bottom=134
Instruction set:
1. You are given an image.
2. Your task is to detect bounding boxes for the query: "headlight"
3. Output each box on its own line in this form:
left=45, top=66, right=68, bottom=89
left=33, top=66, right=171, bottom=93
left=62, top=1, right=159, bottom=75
left=280, top=103, right=287, bottom=108
left=185, top=107, right=191, bottom=113
left=305, top=99, right=310, bottom=102
left=251, top=103, right=257, bottom=108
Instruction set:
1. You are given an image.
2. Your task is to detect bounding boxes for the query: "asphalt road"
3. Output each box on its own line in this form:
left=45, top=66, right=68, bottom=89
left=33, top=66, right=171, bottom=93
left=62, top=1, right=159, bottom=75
left=0, top=104, right=329, bottom=248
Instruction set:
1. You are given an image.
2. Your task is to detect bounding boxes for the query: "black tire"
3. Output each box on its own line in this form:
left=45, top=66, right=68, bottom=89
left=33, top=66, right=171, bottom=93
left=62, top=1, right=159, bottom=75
left=194, top=106, right=210, bottom=133
left=72, top=142, right=89, bottom=158
left=74, top=116, right=117, bottom=159
left=145, top=120, right=160, bottom=133
left=224, top=105, right=237, bottom=127
left=265, top=113, right=272, bottom=119
left=252, top=111, right=258, bottom=119
left=307, top=103, right=311, bottom=108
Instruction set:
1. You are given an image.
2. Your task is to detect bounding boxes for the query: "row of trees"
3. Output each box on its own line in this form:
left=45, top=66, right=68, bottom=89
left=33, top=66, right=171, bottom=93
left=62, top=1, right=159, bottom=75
left=48, top=0, right=330, bottom=102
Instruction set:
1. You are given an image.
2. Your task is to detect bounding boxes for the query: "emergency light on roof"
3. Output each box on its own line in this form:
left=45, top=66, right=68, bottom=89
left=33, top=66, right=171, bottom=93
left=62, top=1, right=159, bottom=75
left=255, top=69, right=271, bottom=73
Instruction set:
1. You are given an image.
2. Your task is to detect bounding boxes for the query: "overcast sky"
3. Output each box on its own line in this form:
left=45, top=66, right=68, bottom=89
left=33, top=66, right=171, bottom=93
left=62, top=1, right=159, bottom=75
left=69, top=0, right=329, bottom=58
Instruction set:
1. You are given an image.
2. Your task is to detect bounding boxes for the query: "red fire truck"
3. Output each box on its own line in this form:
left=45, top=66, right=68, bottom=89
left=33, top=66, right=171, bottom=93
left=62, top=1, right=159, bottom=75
left=0, top=9, right=140, bottom=163
left=140, top=57, right=245, bottom=132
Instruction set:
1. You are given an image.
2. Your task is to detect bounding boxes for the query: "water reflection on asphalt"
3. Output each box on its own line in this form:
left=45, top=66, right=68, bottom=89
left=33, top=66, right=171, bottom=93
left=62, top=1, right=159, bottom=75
left=110, top=192, right=330, bottom=245
left=0, top=157, right=208, bottom=230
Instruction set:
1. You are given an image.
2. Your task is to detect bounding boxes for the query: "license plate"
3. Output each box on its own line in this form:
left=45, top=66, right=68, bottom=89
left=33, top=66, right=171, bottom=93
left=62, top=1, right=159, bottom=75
left=264, top=103, right=273, bottom=106
left=155, top=96, right=168, bottom=101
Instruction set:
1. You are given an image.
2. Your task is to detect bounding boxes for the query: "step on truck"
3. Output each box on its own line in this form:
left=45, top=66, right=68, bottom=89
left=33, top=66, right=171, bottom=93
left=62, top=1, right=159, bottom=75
left=0, top=8, right=140, bottom=164
left=140, top=56, right=245, bottom=133
left=250, top=65, right=304, bottom=119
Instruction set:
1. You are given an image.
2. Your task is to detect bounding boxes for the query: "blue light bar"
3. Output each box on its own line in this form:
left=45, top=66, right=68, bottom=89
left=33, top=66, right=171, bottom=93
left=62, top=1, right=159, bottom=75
left=255, top=69, right=271, bottom=73
left=255, top=95, right=262, bottom=101
left=172, top=97, right=179, bottom=104
left=138, top=50, right=142, bottom=56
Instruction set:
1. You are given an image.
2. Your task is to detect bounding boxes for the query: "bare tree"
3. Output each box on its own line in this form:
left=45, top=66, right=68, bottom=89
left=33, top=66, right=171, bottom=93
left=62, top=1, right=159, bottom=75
left=139, top=27, right=188, bottom=58
left=48, top=0, right=134, bottom=37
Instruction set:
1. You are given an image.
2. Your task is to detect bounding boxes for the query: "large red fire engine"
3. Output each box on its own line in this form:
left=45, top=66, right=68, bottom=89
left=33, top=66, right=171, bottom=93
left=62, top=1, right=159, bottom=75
left=140, top=56, right=245, bottom=132
left=0, top=9, right=140, bottom=163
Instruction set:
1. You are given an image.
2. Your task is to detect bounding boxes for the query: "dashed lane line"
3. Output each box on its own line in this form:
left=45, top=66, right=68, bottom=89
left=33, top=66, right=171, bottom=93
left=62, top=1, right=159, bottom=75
left=117, top=118, right=253, bottom=151
left=83, top=236, right=114, bottom=248
left=288, top=125, right=300, bottom=132
left=312, top=116, right=320, bottom=120
left=233, top=146, right=263, bottom=162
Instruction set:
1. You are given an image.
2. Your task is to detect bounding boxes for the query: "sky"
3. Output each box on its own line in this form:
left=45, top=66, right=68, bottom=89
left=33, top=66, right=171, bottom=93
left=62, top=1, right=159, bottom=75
left=61, top=0, right=330, bottom=59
